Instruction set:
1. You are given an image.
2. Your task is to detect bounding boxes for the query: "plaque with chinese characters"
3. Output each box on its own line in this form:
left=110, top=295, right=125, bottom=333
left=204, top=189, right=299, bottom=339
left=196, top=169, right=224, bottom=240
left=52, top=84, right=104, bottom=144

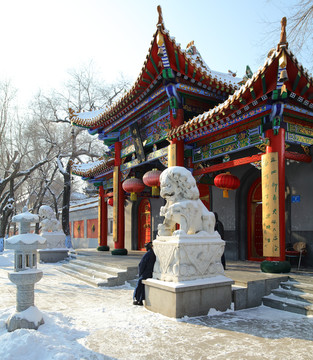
left=113, top=166, right=119, bottom=242
left=261, top=152, right=280, bottom=257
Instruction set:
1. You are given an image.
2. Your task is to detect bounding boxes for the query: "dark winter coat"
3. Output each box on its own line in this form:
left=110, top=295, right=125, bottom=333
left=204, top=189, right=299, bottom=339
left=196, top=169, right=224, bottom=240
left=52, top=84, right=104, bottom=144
left=133, top=248, right=156, bottom=303
left=138, top=248, right=156, bottom=279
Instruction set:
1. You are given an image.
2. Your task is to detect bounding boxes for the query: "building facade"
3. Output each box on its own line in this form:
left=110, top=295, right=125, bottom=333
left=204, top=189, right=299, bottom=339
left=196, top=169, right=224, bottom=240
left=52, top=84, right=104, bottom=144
left=71, top=8, right=313, bottom=267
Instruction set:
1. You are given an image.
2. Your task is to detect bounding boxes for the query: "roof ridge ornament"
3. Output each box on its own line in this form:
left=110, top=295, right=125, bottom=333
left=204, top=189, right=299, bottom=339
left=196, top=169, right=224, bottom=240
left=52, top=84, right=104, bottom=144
left=278, top=17, right=288, bottom=50
left=157, top=5, right=165, bottom=30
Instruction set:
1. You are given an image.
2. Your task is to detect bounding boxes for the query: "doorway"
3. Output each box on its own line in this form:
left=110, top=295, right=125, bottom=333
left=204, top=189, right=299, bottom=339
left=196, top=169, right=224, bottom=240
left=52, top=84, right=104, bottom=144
left=138, top=199, right=151, bottom=251
left=247, top=177, right=264, bottom=261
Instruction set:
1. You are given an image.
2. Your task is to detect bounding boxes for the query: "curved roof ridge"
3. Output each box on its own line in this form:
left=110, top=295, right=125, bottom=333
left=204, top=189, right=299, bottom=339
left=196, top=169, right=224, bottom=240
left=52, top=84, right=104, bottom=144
left=168, top=47, right=283, bottom=139
left=71, top=157, right=114, bottom=177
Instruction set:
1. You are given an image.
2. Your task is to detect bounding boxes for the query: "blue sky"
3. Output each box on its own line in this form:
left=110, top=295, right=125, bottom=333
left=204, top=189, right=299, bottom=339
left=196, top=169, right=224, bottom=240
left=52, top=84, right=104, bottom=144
left=0, top=0, right=302, bottom=108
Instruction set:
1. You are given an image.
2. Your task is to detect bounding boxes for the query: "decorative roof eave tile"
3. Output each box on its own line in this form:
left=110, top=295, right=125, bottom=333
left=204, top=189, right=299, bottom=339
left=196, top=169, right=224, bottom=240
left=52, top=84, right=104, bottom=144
left=168, top=47, right=283, bottom=141
left=71, top=158, right=114, bottom=178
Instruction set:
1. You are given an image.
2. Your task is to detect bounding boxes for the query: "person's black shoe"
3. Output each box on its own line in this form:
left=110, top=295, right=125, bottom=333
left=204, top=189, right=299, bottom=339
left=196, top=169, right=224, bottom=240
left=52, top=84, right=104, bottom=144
left=137, top=301, right=143, bottom=306
left=133, top=300, right=139, bottom=305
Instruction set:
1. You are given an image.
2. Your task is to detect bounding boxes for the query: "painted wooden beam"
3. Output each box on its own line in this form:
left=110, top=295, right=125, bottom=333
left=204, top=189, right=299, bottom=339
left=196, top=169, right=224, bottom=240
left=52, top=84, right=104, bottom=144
left=150, top=55, right=159, bottom=74
left=193, top=151, right=312, bottom=177
left=193, top=154, right=262, bottom=176
left=292, top=71, right=301, bottom=92
left=185, top=61, right=188, bottom=76
left=300, top=82, right=310, bottom=96
left=261, top=74, right=267, bottom=94
left=250, top=87, right=256, bottom=100
left=145, top=70, right=155, bottom=81
left=285, top=151, right=311, bottom=163
left=175, top=50, right=181, bottom=72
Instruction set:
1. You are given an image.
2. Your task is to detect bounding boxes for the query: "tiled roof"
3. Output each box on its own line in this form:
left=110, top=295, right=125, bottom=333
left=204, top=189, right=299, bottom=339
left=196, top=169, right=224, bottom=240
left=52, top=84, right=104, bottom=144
left=71, top=6, right=241, bottom=131
left=168, top=45, right=313, bottom=141
left=71, top=158, right=114, bottom=178
left=168, top=48, right=283, bottom=140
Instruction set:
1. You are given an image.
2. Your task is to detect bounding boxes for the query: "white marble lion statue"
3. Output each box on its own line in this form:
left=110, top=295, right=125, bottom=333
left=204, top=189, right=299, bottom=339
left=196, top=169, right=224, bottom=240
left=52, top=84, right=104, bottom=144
left=157, top=166, right=215, bottom=236
left=39, top=205, right=62, bottom=232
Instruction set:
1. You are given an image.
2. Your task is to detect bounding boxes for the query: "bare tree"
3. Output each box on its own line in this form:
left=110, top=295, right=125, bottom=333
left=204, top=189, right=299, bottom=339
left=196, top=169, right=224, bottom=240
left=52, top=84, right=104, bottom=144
left=29, top=63, right=130, bottom=247
left=288, top=0, right=313, bottom=53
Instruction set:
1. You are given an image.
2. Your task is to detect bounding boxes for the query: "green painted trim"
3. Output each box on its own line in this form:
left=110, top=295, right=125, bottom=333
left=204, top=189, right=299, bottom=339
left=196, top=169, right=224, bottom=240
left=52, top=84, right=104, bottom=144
left=300, top=82, right=310, bottom=96
left=284, top=111, right=313, bottom=123
left=175, top=50, right=181, bottom=72
left=146, top=70, right=155, bottom=81
left=185, top=61, right=188, bottom=76
left=261, top=74, right=267, bottom=94
left=150, top=55, right=159, bottom=74
left=192, top=69, right=196, bottom=79
left=142, top=78, right=151, bottom=84
left=292, top=71, right=301, bottom=92
left=250, top=87, right=256, bottom=100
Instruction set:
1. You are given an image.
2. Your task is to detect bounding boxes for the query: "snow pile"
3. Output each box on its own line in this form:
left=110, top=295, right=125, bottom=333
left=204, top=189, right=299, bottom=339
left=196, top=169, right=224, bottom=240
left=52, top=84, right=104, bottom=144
left=0, top=308, right=103, bottom=360
left=13, top=306, right=43, bottom=327
left=0, top=250, right=14, bottom=267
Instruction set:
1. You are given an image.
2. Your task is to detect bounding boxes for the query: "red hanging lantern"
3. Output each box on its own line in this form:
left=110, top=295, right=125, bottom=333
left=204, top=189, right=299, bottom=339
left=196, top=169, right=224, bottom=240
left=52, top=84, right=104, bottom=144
left=122, top=177, right=145, bottom=201
left=214, top=172, right=240, bottom=198
left=108, top=197, right=113, bottom=206
left=143, top=169, right=162, bottom=196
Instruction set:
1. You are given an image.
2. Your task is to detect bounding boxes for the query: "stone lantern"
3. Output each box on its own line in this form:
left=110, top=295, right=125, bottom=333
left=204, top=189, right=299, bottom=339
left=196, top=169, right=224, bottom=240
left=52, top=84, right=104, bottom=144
left=5, top=206, right=46, bottom=332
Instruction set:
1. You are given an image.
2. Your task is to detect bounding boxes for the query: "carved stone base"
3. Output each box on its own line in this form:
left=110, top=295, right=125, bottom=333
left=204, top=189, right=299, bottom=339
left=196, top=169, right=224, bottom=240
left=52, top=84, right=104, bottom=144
left=38, top=249, right=69, bottom=263
left=153, top=232, right=225, bottom=282
left=6, top=307, right=44, bottom=332
left=144, top=276, right=233, bottom=318
left=41, top=231, right=66, bottom=249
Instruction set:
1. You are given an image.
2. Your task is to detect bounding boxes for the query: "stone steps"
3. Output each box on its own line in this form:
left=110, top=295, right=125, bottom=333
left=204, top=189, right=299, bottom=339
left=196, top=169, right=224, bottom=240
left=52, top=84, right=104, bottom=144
left=262, top=276, right=313, bottom=316
left=58, top=254, right=138, bottom=287
left=280, top=280, right=313, bottom=295
left=227, top=271, right=288, bottom=310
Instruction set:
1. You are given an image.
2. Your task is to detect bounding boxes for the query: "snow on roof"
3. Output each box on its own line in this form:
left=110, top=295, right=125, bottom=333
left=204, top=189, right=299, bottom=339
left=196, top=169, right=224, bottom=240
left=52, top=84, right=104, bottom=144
left=71, top=157, right=114, bottom=177
left=184, top=43, right=242, bottom=87
left=70, top=196, right=98, bottom=212
left=71, top=108, right=107, bottom=123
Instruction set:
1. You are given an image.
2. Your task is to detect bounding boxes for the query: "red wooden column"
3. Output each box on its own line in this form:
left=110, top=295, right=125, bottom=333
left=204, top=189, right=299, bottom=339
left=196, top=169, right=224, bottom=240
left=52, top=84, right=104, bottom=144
left=113, top=141, right=125, bottom=252
left=169, top=108, right=184, bottom=167
left=98, top=185, right=108, bottom=247
left=265, top=128, right=286, bottom=261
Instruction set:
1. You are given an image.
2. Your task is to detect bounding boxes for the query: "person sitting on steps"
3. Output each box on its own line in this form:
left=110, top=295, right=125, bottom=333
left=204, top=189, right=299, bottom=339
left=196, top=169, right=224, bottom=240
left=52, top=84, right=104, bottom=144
left=214, top=212, right=226, bottom=270
left=133, top=241, right=156, bottom=305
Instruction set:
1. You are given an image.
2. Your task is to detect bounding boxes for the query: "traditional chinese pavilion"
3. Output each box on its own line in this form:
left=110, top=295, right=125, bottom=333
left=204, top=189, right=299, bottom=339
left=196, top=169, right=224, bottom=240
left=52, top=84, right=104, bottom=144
left=71, top=7, right=313, bottom=266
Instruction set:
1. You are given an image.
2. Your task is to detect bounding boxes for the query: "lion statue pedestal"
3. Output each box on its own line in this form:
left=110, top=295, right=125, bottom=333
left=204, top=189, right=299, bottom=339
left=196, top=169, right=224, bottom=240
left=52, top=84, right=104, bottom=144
left=143, top=166, right=233, bottom=318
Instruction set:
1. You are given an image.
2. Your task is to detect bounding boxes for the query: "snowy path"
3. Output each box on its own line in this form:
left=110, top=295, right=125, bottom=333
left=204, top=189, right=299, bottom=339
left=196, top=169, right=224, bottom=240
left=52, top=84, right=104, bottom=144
left=1, top=251, right=313, bottom=360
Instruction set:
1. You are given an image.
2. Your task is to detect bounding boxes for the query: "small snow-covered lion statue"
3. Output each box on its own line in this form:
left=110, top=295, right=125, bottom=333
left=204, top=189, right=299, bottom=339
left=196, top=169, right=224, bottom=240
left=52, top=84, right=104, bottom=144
left=158, top=166, right=215, bottom=236
left=39, top=205, right=61, bottom=232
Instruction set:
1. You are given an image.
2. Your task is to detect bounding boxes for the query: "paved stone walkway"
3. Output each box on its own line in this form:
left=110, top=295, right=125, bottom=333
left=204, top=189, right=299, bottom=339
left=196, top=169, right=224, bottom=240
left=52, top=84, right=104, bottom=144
left=1, top=253, right=313, bottom=359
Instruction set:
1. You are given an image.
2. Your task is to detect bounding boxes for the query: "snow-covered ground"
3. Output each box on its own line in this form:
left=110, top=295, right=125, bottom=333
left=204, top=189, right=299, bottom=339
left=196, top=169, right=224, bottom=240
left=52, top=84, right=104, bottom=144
left=1, top=250, right=313, bottom=360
